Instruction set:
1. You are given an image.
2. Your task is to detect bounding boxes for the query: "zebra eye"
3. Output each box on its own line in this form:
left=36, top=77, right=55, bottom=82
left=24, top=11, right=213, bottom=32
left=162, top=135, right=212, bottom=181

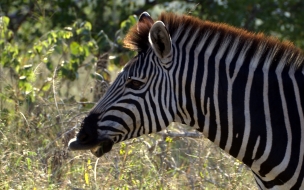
left=126, top=79, right=144, bottom=90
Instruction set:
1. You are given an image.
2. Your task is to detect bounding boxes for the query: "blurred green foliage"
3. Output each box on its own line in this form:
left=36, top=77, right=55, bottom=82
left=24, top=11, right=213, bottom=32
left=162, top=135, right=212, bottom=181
left=0, top=0, right=303, bottom=110
left=1, top=0, right=303, bottom=115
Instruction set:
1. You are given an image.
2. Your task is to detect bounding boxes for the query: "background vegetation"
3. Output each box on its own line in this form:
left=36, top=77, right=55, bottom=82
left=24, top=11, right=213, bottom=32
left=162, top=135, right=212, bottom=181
left=1, top=0, right=303, bottom=189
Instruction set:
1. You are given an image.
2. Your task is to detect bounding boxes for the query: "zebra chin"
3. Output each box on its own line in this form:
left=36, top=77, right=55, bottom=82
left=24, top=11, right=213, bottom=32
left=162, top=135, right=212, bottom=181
left=68, top=137, right=114, bottom=157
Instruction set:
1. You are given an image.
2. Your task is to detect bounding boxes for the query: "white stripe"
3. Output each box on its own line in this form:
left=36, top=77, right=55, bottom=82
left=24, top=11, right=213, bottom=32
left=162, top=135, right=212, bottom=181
left=237, top=42, right=267, bottom=161
left=284, top=55, right=304, bottom=187
left=180, top=29, right=199, bottom=125
left=151, top=66, right=167, bottom=129
left=192, top=31, right=210, bottom=127
left=225, top=39, right=252, bottom=153
left=145, top=92, right=158, bottom=133
left=164, top=72, right=170, bottom=113
left=171, top=25, right=184, bottom=42
left=264, top=52, right=293, bottom=181
left=252, top=136, right=261, bottom=160
left=213, top=35, right=231, bottom=146
left=169, top=44, right=179, bottom=121
left=200, top=32, right=219, bottom=137
left=139, top=97, right=150, bottom=135
left=139, top=53, right=155, bottom=95
left=200, top=31, right=218, bottom=114
left=182, top=29, right=199, bottom=124
left=203, top=98, right=211, bottom=135
left=225, top=36, right=243, bottom=151
left=132, top=97, right=149, bottom=137
left=174, top=28, right=192, bottom=122
left=251, top=45, right=273, bottom=176
left=301, top=181, right=304, bottom=190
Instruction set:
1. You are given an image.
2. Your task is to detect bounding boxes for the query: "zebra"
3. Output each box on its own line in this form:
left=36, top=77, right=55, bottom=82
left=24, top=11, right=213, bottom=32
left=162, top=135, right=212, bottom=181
left=68, top=12, right=304, bottom=189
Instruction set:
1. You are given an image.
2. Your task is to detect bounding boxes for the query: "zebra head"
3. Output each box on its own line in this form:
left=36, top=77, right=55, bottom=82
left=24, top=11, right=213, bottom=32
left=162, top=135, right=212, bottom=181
left=69, top=12, right=175, bottom=157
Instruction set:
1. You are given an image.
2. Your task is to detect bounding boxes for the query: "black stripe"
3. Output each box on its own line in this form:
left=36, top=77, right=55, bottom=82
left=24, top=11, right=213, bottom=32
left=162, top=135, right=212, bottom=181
left=264, top=67, right=302, bottom=187
left=229, top=47, right=250, bottom=158
left=205, top=33, right=219, bottom=142
left=109, top=106, right=136, bottom=133
left=171, top=45, right=185, bottom=123
left=117, top=99, right=145, bottom=137
left=148, top=91, right=162, bottom=131
left=143, top=93, right=153, bottom=134
left=243, top=68, right=266, bottom=167
left=177, top=34, right=191, bottom=119
left=157, top=69, right=170, bottom=126
left=184, top=34, right=197, bottom=126
left=217, top=46, right=229, bottom=150
left=194, top=35, right=214, bottom=131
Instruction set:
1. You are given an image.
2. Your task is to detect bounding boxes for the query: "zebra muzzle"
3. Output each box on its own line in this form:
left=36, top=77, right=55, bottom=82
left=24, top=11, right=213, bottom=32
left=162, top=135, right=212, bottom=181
left=90, top=139, right=114, bottom=157
left=68, top=137, right=114, bottom=157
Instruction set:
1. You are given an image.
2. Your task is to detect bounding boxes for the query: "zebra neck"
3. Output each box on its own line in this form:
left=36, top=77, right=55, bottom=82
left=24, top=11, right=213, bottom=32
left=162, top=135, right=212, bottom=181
left=173, top=30, right=304, bottom=167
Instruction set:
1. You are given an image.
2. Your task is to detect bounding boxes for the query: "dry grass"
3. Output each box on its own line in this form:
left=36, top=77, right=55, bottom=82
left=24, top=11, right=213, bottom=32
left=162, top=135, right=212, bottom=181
left=0, top=106, right=257, bottom=189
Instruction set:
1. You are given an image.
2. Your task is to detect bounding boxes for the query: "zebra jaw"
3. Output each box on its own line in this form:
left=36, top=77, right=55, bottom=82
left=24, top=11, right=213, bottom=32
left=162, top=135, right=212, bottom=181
left=68, top=137, right=114, bottom=157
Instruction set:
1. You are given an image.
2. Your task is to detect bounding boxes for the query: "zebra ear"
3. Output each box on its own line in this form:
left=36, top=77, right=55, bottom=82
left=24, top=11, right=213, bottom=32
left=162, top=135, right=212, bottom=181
left=137, top=12, right=154, bottom=32
left=149, top=21, right=172, bottom=60
left=138, top=12, right=153, bottom=24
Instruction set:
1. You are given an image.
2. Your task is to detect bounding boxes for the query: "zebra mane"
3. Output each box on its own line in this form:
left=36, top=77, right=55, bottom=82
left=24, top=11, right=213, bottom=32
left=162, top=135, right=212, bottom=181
left=124, top=12, right=304, bottom=68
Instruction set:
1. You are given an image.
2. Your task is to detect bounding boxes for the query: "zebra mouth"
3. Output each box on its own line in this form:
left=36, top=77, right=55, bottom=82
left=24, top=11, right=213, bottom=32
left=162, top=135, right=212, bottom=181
left=90, top=139, right=114, bottom=157
left=68, top=137, right=114, bottom=157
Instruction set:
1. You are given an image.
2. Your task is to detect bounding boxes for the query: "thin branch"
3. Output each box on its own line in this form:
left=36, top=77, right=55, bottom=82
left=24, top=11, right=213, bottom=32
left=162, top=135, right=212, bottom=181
left=94, top=158, right=99, bottom=182
left=0, top=129, right=8, bottom=140
left=39, top=101, right=96, bottom=107
left=52, top=65, right=60, bottom=116
left=157, top=131, right=202, bottom=138
left=8, top=2, right=35, bottom=34
left=19, top=111, right=30, bottom=130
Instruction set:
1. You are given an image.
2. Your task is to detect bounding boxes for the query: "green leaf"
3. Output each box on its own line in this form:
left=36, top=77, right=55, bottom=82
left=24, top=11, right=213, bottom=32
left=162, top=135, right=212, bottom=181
left=27, top=151, right=37, bottom=156
left=34, top=43, right=43, bottom=54
left=15, top=156, right=23, bottom=167
left=70, top=41, right=81, bottom=55
left=62, top=31, right=73, bottom=39
left=165, top=136, right=173, bottom=143
left=83, top=21, right=92, bottom=31
left=120, top=15, right=138, bottom=35
left=41, top=81, right=51, bottom=91
left=0, top=16, right=10, bottom=28
left=27, top=71, right=36, bottom=82
left=96, top=30, right=113, bottom=52
left=46, top=61, right=54, bottom=71
left=26, top=157, right=32, bottom=170
left=23, top=82, right=33, bottom=94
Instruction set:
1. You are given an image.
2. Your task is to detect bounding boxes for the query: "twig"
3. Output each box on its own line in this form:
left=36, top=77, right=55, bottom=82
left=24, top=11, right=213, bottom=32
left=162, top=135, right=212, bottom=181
left=0, top=129, right=7, bottom=140
left=19, top=111, right=30, bottom=130
left=52, top=65, right=60, bottom=116
left=38, top=101, right=96, bottom=107
left=94, top=158, right=99, bottom=182
left=157, top=131, right=202, bottom=138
